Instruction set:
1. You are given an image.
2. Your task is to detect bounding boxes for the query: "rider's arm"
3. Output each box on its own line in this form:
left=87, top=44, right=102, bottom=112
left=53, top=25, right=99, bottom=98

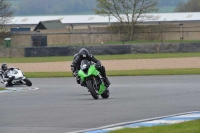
left=0, top=71, right=3, bottom=83
left=71, top=53, right=79, bottom=66
left=0, top=70, right=9, bottom=81
left=71, top=55, right=81, bottom=76
left=0, top=70, right=3, bottom=79
left=89, top=54, right=101, bottom=66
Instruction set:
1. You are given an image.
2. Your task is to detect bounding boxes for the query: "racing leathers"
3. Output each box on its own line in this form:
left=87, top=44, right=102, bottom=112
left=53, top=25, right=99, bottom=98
left=0, top=68, right=15, bottom=86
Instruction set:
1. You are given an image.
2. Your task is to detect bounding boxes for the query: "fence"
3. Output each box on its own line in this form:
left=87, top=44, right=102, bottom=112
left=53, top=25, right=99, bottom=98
left=0, top=43, right=200, bottom=57
left=6, top=22, right=200, bottom=47
left=24, top=45, right=131, bottom=57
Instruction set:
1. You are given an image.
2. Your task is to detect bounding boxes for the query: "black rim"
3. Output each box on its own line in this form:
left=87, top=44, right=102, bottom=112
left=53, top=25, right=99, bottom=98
left=92, top=77, right=99, bottom=94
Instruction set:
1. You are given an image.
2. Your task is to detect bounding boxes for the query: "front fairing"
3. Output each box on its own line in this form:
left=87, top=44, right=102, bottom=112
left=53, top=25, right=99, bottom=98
left=78, top=65, right=107, bottom=95
left=6, top=69, right=25, bottom=81
left=78, top=65, right=100, bottom=81
left=98, top=84, right=106, bottom=95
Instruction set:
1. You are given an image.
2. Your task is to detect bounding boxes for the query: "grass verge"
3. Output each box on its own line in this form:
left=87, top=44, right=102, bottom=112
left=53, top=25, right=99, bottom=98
left=107, top=40, right=200, bottom=45
left=108, top=120, right=200, bottom=133
left=24, top=68, right=200, bottom=78
left=1, top=52, right=200, bottom=63
left=0, top=87, right=6, bottom=91
left=25, top=72, right=73, bottom=78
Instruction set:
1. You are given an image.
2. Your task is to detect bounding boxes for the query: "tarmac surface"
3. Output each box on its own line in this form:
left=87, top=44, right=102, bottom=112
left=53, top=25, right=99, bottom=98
left=0, top=76, right=200, bottom=133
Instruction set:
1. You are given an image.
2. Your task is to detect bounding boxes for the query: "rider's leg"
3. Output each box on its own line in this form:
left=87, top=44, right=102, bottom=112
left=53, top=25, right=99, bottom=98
left=6, top=76, right=14, bottom=86
left=99, top=66, right=110, bottom=86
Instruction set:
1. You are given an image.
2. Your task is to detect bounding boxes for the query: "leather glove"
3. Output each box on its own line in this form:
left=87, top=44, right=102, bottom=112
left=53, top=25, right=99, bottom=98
left=71, top=67, right=75, bottom=72
left=95, top=61, right=101, bottom=68
left=72, top=71, right=78, bottom=77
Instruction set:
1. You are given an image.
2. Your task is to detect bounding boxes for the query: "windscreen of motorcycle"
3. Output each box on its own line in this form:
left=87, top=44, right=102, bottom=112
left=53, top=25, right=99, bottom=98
left=80, top=59, right=90, bottom=71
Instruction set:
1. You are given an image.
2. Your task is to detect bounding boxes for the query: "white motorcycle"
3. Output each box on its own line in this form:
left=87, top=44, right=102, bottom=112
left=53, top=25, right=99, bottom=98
left=1, top=68, right=32, bottom=87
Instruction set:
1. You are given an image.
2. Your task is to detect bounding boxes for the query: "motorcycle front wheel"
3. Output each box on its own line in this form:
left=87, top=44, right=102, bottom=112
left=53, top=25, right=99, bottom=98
left=24, top=78, right=32, bottom=86
left=86, top=79, right=99, bottom=99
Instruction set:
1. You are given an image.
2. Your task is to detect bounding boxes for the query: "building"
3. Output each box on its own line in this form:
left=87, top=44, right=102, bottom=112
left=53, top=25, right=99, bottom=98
left=6, top=12, right=200, bottom=31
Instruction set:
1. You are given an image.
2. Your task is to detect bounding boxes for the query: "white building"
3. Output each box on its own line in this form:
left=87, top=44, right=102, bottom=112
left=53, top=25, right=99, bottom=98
left=7, top=12, right=200, bottom=30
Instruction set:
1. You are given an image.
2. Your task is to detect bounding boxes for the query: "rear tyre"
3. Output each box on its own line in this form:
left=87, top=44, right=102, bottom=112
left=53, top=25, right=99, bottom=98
left=101, top=89, right=110, bottom=98
left=24, top=78, right=32, bottom=86
left=86, top=79, right=99, bottom=99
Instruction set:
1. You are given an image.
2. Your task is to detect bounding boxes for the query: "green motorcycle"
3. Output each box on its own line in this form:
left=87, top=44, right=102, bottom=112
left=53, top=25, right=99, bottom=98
left=78, top=59, right=110, bottom=99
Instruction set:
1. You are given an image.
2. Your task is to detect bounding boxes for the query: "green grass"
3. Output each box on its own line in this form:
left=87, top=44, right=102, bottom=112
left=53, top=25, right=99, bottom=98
left=1, top=52, right=200, bottom=63
left=24, top=68, right=200, bottom=78
left=25, top=72, right=73, bottom=78
left=107, top=40, right=200, bottom=45
left=0, top=87, right=6, bottom=91
left=109, top=120, right=200, bottom=133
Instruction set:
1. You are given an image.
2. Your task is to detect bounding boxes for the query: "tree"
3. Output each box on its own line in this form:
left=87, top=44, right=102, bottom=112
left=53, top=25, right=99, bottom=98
left=175, top=0, right=200, bottom=12
left=174, top=1, right=186, bottom=12
left=0, top=0, right=13, bottom=32
left=94, top=0, right=158, bottom=41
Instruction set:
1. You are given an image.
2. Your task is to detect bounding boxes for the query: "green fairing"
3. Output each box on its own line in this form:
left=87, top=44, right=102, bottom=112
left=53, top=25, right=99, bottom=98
left=98, top=84, right=106, bottom=95
left=78, top=65, right=100, bottom=81
left=78, top=65, right=106, bottom=95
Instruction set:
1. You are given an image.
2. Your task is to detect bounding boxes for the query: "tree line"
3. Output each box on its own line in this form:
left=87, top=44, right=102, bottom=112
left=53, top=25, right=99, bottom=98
left=8, top=0, right=187, bottom=16
left=175, top=0, right=200, bottom=12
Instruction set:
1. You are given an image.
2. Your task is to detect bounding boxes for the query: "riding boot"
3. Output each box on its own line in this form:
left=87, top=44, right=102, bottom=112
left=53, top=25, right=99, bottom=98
left=5, top=81, right=13, bottom=87
left=76, top=76, right=80, bottom=84
left=104, top=77, right=111, bottom=86
left=99, top=66, right=111, bottom=87
left=80, top=80, right=86, bottom=87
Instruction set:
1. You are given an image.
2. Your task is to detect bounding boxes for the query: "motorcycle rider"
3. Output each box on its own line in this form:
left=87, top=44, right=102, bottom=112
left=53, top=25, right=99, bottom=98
left=0, top=63, right=15, bottom=87
left=71, top=48, right=111, bottom=87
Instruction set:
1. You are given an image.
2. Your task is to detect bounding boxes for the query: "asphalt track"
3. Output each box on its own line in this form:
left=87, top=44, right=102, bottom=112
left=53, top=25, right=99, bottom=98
left=0, top=75, right=200, bottom=133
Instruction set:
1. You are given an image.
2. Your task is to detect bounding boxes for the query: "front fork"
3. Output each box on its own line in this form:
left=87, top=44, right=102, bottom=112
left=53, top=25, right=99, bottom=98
left=17, top=77, right=26, bottom=85
left=97, top=74, right=107, bottom=95
left=98, top=74, right=107, bottom=87
left=98, top=74, right=104, bottom=83
left=21, top=80, right=26, bottom=84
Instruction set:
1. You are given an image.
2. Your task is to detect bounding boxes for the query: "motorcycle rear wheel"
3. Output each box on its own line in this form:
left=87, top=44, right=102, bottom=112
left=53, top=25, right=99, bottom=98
left=86, top=79, right=99, bottom=99
left=24, top=78, right=32, bottom=86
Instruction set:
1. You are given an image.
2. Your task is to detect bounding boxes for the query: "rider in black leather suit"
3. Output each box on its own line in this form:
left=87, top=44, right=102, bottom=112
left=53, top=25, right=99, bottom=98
left=71, top=48, right=110, bottom=87
left=0, top=63, right=15, bottom=87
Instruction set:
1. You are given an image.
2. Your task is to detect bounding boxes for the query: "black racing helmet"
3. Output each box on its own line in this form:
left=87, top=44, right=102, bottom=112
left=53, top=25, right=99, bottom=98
left=79, top=48, right=89, bottom=58
left=1, top=63, right=7, bottom=71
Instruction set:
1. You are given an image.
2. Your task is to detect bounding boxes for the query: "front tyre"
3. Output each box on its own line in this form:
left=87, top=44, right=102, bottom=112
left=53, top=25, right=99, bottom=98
left=101, top=89, right=110, bottom=99
left=24, top=78, right=32, bottom=86
left=86, top=79, right=99, bottom=99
